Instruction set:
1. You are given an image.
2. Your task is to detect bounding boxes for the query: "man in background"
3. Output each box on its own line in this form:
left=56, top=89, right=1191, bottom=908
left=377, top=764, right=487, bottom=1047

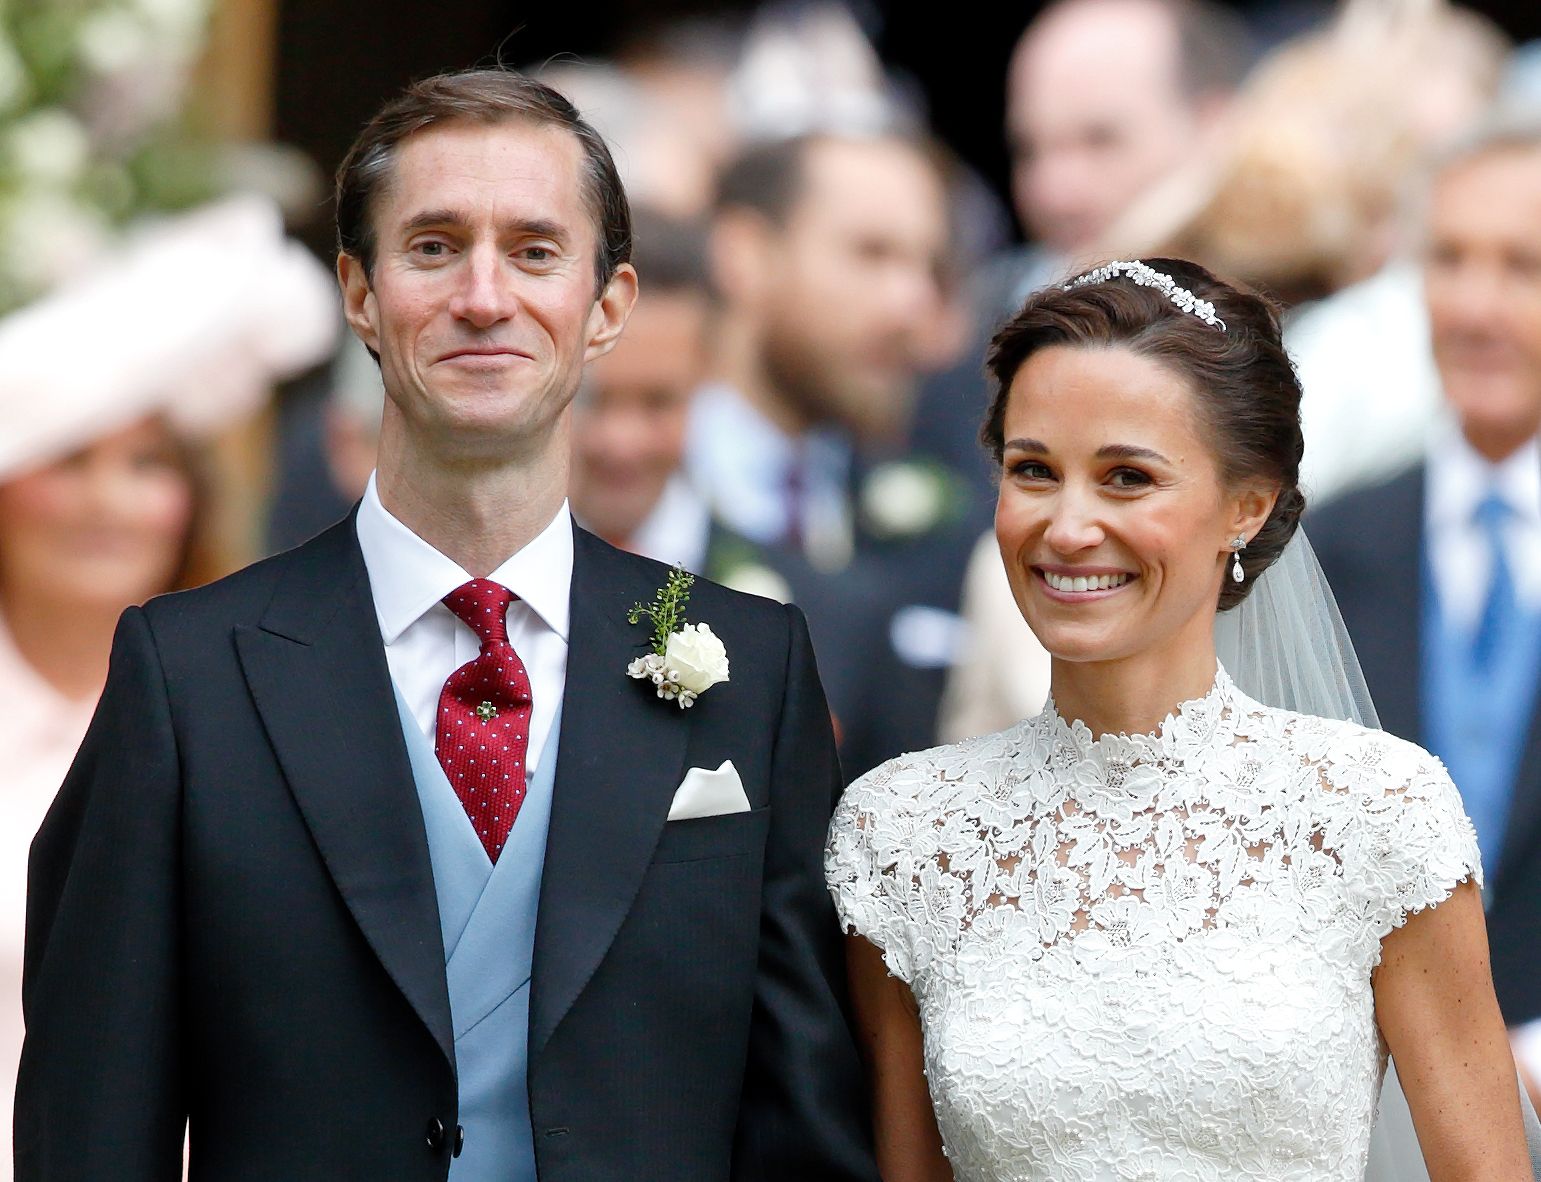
left=569, top=212, right=714, bottom=565
left=690, top=130, right=984, bottom=773
left=909, top=0, right=1249, bottom=495
left=1311, top=115, right=1541, bottom=1106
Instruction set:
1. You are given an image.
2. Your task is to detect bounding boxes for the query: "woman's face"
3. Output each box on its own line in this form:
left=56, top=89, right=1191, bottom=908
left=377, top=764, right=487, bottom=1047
left=0, top=416, right=196, bottom=614
left=995, top=344, right=1272, bottom=670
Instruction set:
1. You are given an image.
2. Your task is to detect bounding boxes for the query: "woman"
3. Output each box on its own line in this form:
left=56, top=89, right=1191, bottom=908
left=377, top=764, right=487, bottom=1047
left=826, top=259, right=1531, bottom=1178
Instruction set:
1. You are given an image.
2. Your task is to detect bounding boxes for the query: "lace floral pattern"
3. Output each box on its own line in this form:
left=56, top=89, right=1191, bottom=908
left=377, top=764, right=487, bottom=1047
left=826, top=668, right=1481, bottom=1180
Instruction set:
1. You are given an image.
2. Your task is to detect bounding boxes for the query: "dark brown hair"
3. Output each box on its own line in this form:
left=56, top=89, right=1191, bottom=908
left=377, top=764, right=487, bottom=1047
left=982, top=258, right=1304, bottom=610
left=335, top=68, right=632, bottom=295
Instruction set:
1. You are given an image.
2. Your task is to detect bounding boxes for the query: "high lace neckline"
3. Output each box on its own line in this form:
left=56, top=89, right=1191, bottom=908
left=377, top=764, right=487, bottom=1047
left=1037, top=663, right=1240, bottom=763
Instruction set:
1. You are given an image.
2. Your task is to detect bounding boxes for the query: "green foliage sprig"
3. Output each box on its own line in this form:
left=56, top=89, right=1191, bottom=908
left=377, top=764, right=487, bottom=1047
left=627, top=565, right=694, bottom=656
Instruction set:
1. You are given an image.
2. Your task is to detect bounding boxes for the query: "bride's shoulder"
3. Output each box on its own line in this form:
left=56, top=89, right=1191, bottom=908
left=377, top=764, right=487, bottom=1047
left=1235, top=697, right=1445, bottom=789
left=839, top=718, right=1042, bottom=817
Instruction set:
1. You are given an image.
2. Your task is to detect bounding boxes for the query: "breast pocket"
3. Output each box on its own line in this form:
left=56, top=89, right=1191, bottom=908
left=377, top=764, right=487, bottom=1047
left=650, top=805, right=772, bottom=865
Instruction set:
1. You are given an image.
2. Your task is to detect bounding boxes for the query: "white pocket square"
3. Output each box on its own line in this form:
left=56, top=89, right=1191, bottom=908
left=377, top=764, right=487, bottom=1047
left=667, top=760, right=751, bottom=821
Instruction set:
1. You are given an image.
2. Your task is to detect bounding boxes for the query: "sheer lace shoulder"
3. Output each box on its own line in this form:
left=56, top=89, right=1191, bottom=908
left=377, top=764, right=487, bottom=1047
left=823, top=668, right=1484, bottom=1180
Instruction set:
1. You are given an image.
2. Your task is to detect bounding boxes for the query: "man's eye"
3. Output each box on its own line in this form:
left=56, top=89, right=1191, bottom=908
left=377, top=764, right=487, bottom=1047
left=415, top=240, right=449, bottom=257
left=522, top=246, right=554, bottom=263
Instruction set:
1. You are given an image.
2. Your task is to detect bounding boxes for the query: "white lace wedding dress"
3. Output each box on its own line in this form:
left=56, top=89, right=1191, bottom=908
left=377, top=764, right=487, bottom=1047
left=826, top=667, right=1481, bottom=1180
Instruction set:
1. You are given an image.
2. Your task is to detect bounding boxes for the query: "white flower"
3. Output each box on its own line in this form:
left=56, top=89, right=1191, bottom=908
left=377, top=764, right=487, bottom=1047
left=664, top=622, right=730, bottom=695
left=4, top=110, right=92, bottom=187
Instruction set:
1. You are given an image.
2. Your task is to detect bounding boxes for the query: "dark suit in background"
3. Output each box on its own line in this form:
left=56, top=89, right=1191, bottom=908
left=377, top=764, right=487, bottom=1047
left=1311, top=467, right=1541, bottom=1027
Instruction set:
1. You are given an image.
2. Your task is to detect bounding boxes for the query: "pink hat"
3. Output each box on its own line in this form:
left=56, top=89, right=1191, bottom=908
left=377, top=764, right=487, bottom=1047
left=0, top=195, right=338, bottom=480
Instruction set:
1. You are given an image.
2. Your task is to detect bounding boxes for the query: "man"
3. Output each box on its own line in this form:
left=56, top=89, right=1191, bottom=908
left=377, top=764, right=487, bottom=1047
left=690, top=130, right=985, bottom=773
left=569, top=211, right=713, bottom=566
left=1311, top=114, right=1541, bottom=1105
left=907, top=0, right=1248, bottom=493
left=16, top=70, right=876, bottom=1181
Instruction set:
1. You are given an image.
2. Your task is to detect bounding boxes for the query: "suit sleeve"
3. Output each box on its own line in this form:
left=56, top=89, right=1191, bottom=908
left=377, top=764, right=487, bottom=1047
left=731, top=604, right=879, bottom=1182
left=16, top=606, right=186, bottom=1181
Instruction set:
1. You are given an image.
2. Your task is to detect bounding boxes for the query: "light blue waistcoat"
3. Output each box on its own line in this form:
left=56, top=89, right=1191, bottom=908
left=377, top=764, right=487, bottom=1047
left=392, top=685, right=559, bottom=1182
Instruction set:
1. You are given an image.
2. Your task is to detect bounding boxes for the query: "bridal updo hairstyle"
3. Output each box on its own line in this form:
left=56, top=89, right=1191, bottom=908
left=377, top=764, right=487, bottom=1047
left=982, top=258, right=1304, bottom=611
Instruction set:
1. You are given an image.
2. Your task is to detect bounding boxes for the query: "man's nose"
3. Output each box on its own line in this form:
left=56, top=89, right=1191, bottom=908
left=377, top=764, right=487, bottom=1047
left=449, top=247, right=515, bottom=328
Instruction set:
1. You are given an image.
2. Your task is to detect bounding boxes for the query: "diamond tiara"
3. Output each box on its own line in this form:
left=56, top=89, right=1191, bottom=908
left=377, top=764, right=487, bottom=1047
left=1062, top=260, right=1227, bottom=331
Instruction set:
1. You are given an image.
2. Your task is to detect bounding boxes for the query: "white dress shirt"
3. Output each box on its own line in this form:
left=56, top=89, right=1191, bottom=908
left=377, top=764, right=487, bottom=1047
left=624, top=473, right=712, bottom=572
left=355, top=473, right=572, bottom=779
left=685, top=382, right=853, bottom=568
left=1424, top=430, right=1541, bottom=634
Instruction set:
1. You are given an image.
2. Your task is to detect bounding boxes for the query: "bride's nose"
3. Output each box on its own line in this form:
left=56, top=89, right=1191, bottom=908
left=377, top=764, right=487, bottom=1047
left=1042, top=487, right=1106, bottom=555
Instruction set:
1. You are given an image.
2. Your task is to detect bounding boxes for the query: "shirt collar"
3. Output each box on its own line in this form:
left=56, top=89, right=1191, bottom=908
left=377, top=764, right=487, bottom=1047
left=1426, top=427, right=1541, bottom=532
left=355, top=472, right=573, bottom=644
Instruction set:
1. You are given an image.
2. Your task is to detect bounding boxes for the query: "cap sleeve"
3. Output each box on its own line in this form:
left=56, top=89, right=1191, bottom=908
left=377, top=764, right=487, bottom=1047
left=1326, top=731, right=1482, bottom=950
left=825, top=760, right=924, bottom=985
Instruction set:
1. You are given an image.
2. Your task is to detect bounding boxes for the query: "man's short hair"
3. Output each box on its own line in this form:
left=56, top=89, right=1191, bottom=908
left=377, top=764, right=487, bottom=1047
left=713, top=132, right=937, bottom=226
left=335, top=68, right=632, bottom=294
left=629, top=209, right=710, bottom=296
left=1435, top=107, right=1541, bottom=179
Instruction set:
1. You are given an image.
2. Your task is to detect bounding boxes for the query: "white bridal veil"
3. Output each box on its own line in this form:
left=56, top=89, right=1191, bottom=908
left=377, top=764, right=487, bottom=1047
left=1213, top=531, right=1541, bottom=1180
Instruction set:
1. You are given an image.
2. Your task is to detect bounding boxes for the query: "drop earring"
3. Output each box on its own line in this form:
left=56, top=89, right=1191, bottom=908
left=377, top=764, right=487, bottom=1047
left=1230, top=535, right=1247, bottom=584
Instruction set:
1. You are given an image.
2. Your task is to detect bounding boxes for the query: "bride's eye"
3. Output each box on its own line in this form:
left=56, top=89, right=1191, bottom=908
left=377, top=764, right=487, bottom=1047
left=1107, top=467, right=1152, bottom=489
left=1009, top=459, right=1054, bottom=482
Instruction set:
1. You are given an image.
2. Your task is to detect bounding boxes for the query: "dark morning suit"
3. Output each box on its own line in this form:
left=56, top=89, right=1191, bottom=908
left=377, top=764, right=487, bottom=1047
left=1311, top=467, right=1541, bottom=1026
left=15, top=514, right=877, bottom=1181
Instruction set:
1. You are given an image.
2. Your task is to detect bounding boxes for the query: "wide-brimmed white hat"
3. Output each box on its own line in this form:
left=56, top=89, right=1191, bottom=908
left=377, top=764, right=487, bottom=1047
left=0, top=194, right=338, bottom=480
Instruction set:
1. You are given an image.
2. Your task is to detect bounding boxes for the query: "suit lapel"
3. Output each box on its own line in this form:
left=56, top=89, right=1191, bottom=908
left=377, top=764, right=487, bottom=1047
left=530, top=528, right=691, bottom=1060
left=235, top=515, right=454, bottom=1069
left=1349, top=471, right=1424, bottom=743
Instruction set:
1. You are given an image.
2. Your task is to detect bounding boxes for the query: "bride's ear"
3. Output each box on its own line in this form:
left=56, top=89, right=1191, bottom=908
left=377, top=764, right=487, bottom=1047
left=1229, top=483, right=1279, bottom=547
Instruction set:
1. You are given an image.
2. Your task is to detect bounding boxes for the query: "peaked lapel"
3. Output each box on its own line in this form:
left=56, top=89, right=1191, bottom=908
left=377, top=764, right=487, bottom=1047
left=529, top=528, right=692, bottom=1060
left=234, top=514, right=454, bottom=1070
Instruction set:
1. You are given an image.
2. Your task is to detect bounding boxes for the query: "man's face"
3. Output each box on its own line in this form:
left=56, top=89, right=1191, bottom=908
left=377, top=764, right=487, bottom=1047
left=1425, top=146, right=1541, bottom=461
left=753, top=138, right=947, bottom=442
left=339, top=118, right=635, bottom=465
left=1007, top=0, right=1199, bottom=254
left=569, top=291, right=708, bottom=544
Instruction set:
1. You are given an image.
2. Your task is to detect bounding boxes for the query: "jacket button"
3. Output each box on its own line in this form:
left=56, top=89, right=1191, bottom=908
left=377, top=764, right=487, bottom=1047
left=453, top=1125, right=465, bottom=1158
left=425, top=1118, right=446, bottom=1151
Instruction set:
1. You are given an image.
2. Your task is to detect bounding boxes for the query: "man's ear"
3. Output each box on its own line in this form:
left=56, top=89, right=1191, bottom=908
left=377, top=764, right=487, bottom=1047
left=583, top=262, right=640, bottom=363
left=708, top=209, right=775, bottom=311
left=337, top=253, right=380, bottom=354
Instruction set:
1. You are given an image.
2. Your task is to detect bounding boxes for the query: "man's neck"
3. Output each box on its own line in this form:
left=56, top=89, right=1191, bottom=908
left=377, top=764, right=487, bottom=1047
left=709, top=316, right=810, bottom=439
left=375, top=430, right=569, bottom=577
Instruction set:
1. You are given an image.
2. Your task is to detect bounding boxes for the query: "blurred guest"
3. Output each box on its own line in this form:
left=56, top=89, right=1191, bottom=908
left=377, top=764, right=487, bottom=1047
left=1232, top=2, right=1508, bottom=501
left=693, top=131, right=951, bottom=562
left=571, top=213, right=714, bottom=564
left=908, top=0, right=1249, bottom=526
left=0, top=195, right=331, bottom=1176
left=692, top=131, right=984, bottom=772
left=322, top=334, right=386, bottom=505
left=1310, top=114, right=1541, bottom=1103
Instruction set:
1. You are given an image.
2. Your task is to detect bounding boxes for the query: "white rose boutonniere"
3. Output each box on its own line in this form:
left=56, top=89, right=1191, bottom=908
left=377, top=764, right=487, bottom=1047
left=626, top=565, right=730, bottom=708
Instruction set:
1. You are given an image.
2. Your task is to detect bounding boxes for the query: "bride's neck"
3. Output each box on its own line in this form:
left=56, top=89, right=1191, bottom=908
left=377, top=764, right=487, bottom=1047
left=1049, top=643, right=1220, bottom=740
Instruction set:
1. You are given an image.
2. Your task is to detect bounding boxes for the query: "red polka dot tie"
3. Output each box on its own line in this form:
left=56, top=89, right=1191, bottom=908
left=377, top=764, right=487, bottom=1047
left=436, top=579, right=533, bottom=862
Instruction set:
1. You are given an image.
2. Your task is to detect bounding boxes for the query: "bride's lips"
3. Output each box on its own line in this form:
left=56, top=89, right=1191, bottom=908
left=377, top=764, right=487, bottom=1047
left=1033, top=564, right=1138, bottom=603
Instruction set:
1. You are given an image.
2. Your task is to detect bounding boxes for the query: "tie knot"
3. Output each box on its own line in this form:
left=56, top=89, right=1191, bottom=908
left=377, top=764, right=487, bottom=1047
left=443, top=579, right=514, bottom=646
left=1474, top=492, right=1511, bottom=533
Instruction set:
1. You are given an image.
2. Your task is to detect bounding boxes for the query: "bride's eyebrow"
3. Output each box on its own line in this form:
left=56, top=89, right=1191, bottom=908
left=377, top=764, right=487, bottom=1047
left=1097, top=443, right=1170, bottom=464
left=1002, top=439, right=1172, bottom=466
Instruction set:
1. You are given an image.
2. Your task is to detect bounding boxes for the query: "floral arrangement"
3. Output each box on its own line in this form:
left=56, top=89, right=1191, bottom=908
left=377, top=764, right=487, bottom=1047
left=627, top=565, right=731, bottom=709
left=0, top=0, right=218, bottom=315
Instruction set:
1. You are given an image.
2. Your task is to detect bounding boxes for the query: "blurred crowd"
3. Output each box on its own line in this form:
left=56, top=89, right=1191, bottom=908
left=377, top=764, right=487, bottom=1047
left=5, top=0, right=1541, bottom=1164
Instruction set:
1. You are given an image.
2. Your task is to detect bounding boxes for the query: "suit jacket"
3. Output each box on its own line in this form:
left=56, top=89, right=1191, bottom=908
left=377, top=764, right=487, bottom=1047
left=15, top=515, right=877, bottom=1181
left=1310, top=467, right=1541, bottom=1025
